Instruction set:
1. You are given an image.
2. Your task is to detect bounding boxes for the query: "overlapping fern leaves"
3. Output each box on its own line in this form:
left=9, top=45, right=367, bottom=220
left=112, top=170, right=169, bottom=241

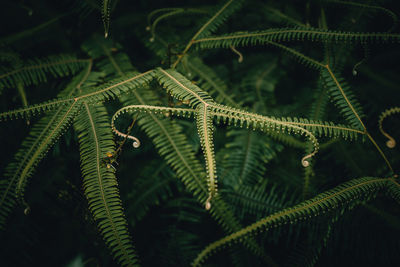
left=74, top=103, right=139, bottom=266
left=1, top=0, right=400, bottom=266
left=192, top=177, right=397, bottom=266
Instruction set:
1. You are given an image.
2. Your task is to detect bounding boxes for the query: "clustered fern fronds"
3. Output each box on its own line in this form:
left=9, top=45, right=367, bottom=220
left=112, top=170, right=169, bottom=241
left=1, top=0, right=400, bottom=266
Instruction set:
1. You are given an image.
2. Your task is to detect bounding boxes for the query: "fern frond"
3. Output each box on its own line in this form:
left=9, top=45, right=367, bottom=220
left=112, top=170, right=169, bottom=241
left=192, top=27, right=400, bottom=49
left=0, top=55, right=90, bottom=89
left=321, top=67, right=365, bottom=130
left=101, top=46, right=275, bottom=265
left=74, top=103, right=139, bottom=266
left=378, top=107, right=400, bottom=148
left=264, top=41, right=325, bottom=70
left=0, top=70, right=154, bottom=121
left=192, top=177, right=390, bottom=266
left=75, top=70, right=155, bottom=103
left=196, top=104, right=217, bottom=209
left=156, top=68, right=214, bottom=107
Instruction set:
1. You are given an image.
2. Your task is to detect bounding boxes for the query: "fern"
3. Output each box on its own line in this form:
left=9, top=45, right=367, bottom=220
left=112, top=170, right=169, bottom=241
left=192, top=26, right=400, bottom=49
left=0, top=55, right=90, bottom=91
left=195, top=104, right=217, bottom=209
left=156, top=68, right=214, bottom=107
left=1, top=0, right=400, bottom=266
left=99, top=46, right=274, bottom=263
left=74, top=102, right=139, bottom=266
left=321, top=68, right=365, bottom=130
left=221, top=130, right=281, bottom=187
left=0, top=70, right=154, bottom=121
left=0, top=69, right=89, bottom=230
left=192, top=177, right=393, bottom=266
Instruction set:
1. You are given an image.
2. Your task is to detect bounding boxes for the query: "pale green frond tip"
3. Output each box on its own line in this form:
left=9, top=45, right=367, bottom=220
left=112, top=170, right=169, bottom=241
left=379, top=107, right=400, bottom=149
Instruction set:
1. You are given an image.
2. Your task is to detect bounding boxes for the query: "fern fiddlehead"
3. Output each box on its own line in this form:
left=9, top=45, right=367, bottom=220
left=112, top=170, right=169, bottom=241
left=379, top=107, right=400, bottom=148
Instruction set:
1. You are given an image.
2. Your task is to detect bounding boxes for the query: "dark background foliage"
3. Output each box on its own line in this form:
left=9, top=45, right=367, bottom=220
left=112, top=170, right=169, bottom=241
left=1, top=0, right=400, bottom=266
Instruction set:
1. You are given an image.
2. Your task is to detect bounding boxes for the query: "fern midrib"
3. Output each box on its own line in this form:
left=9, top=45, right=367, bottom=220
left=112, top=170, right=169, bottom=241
left=265, top=40, right=325, bottom=69
left=192, top=0, right=233, bottom=41
left=16, top=101, right=78, bottom=195
left=325, top=66, right=393, bottom=172
left=202, top=104, right=216, bottom=196
left=193, top=29, right=400, bottom=43
left=84, top=102, right=132, bottom=263
left=0, top=58, right=90, bottom=80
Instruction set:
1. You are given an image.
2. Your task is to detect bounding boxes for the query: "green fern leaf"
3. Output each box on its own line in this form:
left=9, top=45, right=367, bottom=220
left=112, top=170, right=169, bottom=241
left=321, top=69, right=365, bottom=130
left=192, top=177, right=391, bottom=266
left=0, top=55, right=90, bottom=90
left=193, top=26, right=400, bottom=49
left=74, top=102, right=139, bottom=267
left=0, top=70, right=154, bottom=121
left=97, top=45, right=276, bottom=265
left=222, top=181, right=297, bottom=218
left=196, top=104, right=217, bottom=209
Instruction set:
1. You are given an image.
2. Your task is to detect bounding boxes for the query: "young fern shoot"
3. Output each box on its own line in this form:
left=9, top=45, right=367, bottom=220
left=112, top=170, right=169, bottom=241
left=379, top=107, right=400, bottom=148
